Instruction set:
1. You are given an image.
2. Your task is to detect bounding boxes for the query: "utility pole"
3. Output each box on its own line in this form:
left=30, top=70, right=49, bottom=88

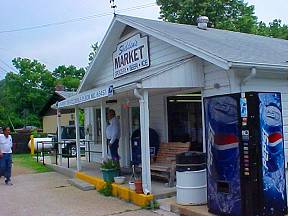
left=110, top=0, right=117, bottom=15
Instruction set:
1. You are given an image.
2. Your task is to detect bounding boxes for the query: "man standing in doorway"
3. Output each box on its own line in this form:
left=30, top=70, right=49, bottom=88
left=0, top=127, right=13, bottom=185
left=106, top=109, right=121, bottom=161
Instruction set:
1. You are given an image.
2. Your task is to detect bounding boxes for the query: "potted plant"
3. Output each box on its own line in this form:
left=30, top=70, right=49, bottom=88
left=100, top=159, right=120, bottom=182
left=134, top=178, right=143, bottom=194
left=129, top=165, right=143, bottom=194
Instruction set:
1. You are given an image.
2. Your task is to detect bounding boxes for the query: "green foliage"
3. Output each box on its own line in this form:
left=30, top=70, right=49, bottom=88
left=0, top=58, right=55, bottom=128
left=98, top=182, right=113, bottom=196
left=53, top=65, right=85, bottom=91
left=31, top=130, right=48, bottom=138
left=156, top=0, right=288, bottom=40
left=100, top=159, right=120, bottom=170
left=88, top=42, right=99, bottom=65
left=256, top=19, right=288, bottom=40
left=156, top=0, right=257, bottom=33
left=143, top=200, right=160, bottom=210
left=0, top=58, right=86, bottom=129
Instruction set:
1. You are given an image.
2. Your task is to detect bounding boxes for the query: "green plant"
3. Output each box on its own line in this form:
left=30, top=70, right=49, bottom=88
left=143, top=200, right=160, bottom=210
left=30, top=130, right=48, bottom=138
left=98, top=182, right=112, bottom=196
left=100, top=159, right=120, bottom=170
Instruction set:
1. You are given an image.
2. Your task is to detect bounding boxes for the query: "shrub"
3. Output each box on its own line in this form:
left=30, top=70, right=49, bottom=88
left=100, top=159, right=120, bottom=170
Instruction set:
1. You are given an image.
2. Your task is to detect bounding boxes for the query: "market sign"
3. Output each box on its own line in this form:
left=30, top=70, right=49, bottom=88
left=58, top=85, right=113, bottom=108
left=113, top=34, right=150, bottom=79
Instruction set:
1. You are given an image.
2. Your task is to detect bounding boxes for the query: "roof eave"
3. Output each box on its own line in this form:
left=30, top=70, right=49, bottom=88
left=116, top=15, right=230, bottom=70
left=230, top=61, right=288, bottom=71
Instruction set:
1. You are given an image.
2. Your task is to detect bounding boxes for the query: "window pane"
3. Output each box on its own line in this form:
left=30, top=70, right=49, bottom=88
left=167, top=94, right=203, bottom=151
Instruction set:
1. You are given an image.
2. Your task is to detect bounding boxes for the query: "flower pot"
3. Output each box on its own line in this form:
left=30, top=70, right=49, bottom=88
left=134, top=179, right=143, bottom=194
left=129, top=181, right=135, bottom=190
left=101, top=168, right=119, bottom=182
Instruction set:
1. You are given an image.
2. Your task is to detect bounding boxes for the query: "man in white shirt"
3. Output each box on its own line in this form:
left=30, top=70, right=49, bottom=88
left=0, top=127, right=13, bottom=185
left=106, top=109, right=121, bottom=161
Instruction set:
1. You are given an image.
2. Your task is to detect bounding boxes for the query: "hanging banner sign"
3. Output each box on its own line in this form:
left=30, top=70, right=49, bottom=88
left=58, top=85, right=113, bottom=108
left=113, top=34, right=150, bottom=79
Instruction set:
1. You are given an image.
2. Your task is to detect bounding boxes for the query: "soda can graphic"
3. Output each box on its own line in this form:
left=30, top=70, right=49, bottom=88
left=261, top=103, right=283, bottom=172
left=208, top=96, right=240, bottom=181
left=212, top=133, right=239, bottom=180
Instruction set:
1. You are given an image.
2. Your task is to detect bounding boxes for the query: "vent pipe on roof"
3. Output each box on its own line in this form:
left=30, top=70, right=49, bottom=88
left=197, top=16, right=209, bottom=30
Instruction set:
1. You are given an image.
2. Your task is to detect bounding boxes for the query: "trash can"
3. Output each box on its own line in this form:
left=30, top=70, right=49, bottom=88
left=131, top=128, right=159, bottom=165
left=176, top=151, right=207, bottom=205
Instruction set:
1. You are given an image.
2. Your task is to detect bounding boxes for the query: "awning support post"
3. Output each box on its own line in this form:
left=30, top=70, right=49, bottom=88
left=56, top=106, right=62, bottom=166
left=75, top=107, right=81, bottom=171
left=134, top=88, right=152, bottom=194
left=101, top=101, right=107, bottom=159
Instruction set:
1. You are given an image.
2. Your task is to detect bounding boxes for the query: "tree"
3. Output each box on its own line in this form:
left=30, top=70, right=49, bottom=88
left=0, top=58, right=56, bottom=128
left=53, top=65, right=85, bottom=91
left=266, top=19, right=288, bottom=40
left=156, top=0, right=288, bottom=40
left=156, top=0, right=257, bottom=33
left=88, top=42, right=99, bottom=65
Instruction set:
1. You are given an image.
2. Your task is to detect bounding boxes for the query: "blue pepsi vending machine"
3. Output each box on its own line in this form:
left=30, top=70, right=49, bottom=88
left=204, top=92, right=287, bottom=216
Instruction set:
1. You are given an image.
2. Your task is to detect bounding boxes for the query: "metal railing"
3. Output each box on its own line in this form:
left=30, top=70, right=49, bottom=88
left=34, top=140, right=102, bottom=168
left=81, top=140, right=102, bottom=163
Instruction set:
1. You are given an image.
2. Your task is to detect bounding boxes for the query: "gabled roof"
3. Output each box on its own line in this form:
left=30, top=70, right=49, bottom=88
left=78, top=14, right=288, bottom=92
left=39, top=91, right=75, bottom=116
left=55, top=91, right=75, bottom=99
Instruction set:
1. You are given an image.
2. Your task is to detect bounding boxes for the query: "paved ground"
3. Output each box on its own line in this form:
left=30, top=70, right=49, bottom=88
left=0, top=172, right=173, bottom=216
left=12, top=166, right=35, bottom=176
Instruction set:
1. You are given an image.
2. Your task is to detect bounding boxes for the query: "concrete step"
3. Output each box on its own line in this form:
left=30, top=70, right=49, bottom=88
left=158, top=197, right=212, bottom=216
left=67, top=178, right=95, bottom=191
left=46, top=164, right=76, bottom=178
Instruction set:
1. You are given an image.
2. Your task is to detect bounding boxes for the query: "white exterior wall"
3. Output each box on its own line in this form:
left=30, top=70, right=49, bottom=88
left=149, top=94, right=167, bottom=143
left=91, top=30, right=191, bottom=89
left=84, top=107, right=103, bottom=163
left=202, top=62, right=235, bottom=97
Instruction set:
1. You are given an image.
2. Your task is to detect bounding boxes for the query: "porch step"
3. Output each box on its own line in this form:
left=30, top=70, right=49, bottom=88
left=46, top=163, right=76, bottom=178
left=158, top=197, right=212, bottom=216
left=67, top=178, right=96, bottom=191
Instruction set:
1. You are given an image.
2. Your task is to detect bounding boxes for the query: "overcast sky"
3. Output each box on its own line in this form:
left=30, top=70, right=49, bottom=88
left=0, top=0, right=287, bottom=80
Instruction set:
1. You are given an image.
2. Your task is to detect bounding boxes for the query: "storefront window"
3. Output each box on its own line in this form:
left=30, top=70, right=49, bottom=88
left=167, top=94, right=203, bottom=151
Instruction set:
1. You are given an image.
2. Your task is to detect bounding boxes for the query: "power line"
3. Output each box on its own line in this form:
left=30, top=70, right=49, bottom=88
left=0, top=58, right=15, bottom=71
left=0, top=3, right=157, bottom=34
left=0, top=65, right=9, bottom=73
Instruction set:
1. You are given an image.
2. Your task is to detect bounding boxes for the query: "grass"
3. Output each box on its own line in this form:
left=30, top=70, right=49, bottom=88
left=13, top=154, right=52, bottom=173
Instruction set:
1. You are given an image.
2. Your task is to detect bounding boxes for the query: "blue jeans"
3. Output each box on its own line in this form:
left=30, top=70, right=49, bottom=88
left=0, top=153, right=12, bottom=182
left=107, top=139, right=119, bottom=161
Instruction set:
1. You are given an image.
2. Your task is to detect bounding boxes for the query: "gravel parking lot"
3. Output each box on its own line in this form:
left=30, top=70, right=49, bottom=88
left=0, top=172, right=169, bottom=216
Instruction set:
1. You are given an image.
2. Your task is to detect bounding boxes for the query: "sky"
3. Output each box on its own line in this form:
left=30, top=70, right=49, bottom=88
left=0, top=0, right=287, bottom=80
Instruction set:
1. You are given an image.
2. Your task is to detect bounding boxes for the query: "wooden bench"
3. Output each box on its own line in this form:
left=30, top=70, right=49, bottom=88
left=150, top=142, right=190, bottom=187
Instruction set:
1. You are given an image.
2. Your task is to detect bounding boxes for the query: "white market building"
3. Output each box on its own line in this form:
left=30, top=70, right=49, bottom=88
left=57, top=15, right=288, bottom=194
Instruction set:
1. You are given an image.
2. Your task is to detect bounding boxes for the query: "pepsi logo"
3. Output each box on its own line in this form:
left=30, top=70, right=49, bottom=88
left=263, top=105, right=281, bottom=126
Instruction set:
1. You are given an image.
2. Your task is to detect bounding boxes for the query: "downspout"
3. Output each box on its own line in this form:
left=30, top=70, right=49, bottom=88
left=133, top=88, right=151, bottom=195
left=134, top=88, right=143, bottom=101
left=241, top=67, right=257, bottom=86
